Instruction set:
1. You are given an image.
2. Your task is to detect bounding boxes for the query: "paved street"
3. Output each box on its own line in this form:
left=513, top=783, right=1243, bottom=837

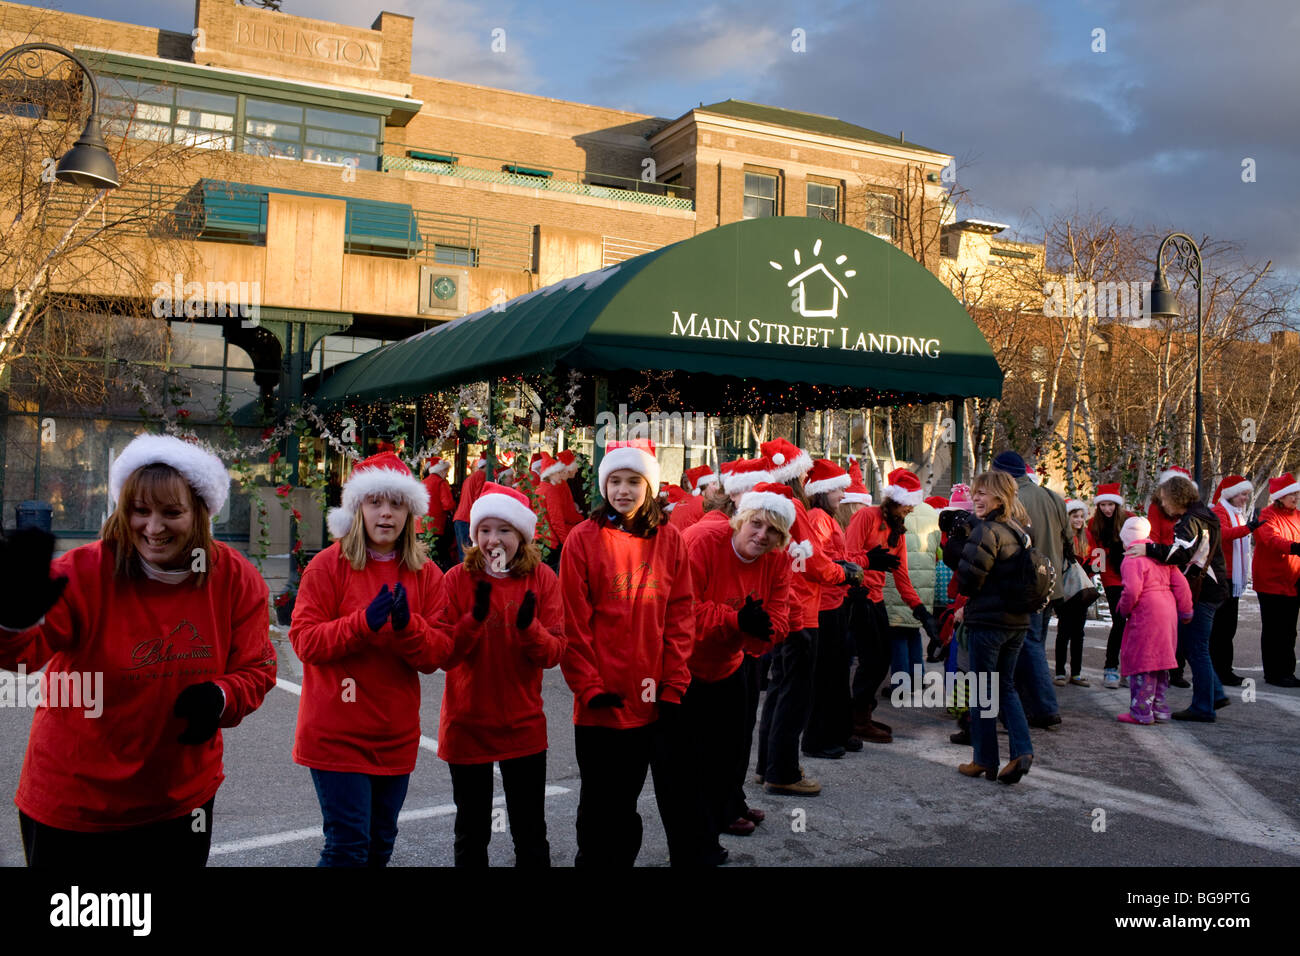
left=1, top=596, right=1296, bottom=867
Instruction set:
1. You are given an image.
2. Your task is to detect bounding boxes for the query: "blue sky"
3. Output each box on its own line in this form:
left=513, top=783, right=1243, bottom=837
left=19, top=0, right=1300, bottom=284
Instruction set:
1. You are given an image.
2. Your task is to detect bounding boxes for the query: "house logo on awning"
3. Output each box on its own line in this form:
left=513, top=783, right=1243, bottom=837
left=769, top=238, right=856, bottom=319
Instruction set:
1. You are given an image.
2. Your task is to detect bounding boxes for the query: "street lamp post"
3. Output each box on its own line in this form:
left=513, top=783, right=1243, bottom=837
left=0, top=42, right=120, bottom=188
left=1148, top=233, right=1204, bottom=490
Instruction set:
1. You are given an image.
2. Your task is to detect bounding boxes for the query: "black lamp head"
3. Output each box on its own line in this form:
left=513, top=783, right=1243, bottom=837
left=1149, top=267, right=1180, bottom=319
left=55, top=114, right=120, bottom=189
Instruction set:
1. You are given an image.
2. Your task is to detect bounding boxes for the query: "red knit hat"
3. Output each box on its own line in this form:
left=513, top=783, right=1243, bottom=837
left=684, top=464, right=715, bottom=494
left=327, top=452, right=430, bottom=538
left=737, top=481, right=796, bottom=529
left=804, top=459, right=850, bottom=496
left=557, top=449, right=578, bottom=469
left=541, top=451, right=567, bottom=480
left=1213, top=475, right=1252, bottom=505
left=1268, top=473, right=1300, bottom=502
left=664, top=484, right=690, bottom=511
left=723, top=456, right=775, bottom=495
left=843, top=455, right=871, bottom=506
left=883, top=467, right=923, bottom=506
left=760, top=438, right=813, bottom=483
left=1094, top=482, right=1123, bottom=507
left=469, top=482, right=538, bottom=541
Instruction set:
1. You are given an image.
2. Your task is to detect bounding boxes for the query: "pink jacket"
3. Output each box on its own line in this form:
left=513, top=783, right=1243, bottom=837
left=1116, top=543, right=1193, bottom=677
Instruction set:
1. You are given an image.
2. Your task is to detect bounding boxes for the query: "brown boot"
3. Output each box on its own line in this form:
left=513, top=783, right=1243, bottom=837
left=856, top=721, right=892, bottom=743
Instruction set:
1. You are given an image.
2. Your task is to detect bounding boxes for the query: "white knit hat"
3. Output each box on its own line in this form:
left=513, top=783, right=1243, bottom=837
left=598, top=438, right=660, bottom=500
left=1120, top=515, right=1152, bottom=549
left=469, top=482, right=538, bottom=541
left=109, top=434, right=231, bottom=516
left=327, top=452, right=429, bottom=538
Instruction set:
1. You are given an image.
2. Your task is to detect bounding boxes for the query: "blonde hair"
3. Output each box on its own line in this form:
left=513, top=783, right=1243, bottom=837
left=338, top=508, right=428, bottom=572
left=729, top=508, right=793, bottom=550
left=971, top=471, right=1030, bottom=527
left=101, top=464, right=217, bottom=585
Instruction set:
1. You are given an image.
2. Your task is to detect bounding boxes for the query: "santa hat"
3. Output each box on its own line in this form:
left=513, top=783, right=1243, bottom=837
left=474, top=452, right=488, bottom=471
left=804, top=459, right=850, bottom=496
left=469, top=482, right=538, bottom=541
left=760, top=438, right=813, bottom=483
left=598, top=438, right=660, bottom=500
left=737, top=481, right=796, bottom=530
left=723, top=456, right=775, bottom=496
left=1120, top=515, right=1152, bottom=549
left=843, top=456, right=872, bottom=506
left=1213, top=475, right=1252, bottom=505
left=1065, top=499, right=1087, bottom=515
left=882, top=467, right=924, bottom=507
left=1268, top=473, right=1300, bottom=502
left=556, top=449, right=579, bottom=472
left=926, top=496, right=949, bottom=510
left=425, top=455, right=451, bottom=477
left=541, top=451, right=567, bottom=480
left=327, top=452, right=429, bottom=539
left=684, top=465, right=715, bottom=494
left=1157, top=465, right=1191, bottom=487
left=1094, top=482, right=1123, bottom=507
left=109, top=434, right=231, bottom=516
left=942, top=483, right=974, bottom=512
left=664, top=485, right=690, bottom=512
left=529, top=452, right=546, bottom=475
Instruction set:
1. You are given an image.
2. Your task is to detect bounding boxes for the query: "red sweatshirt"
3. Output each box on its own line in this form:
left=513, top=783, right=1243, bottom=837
left=542, top=480, right=585, bottom=545
left=845, top=506, right=921, bottom=606
left=0, top=541, right=275, bottom=832
left=1147, top=499, right=1175, bottom=546
left=290, top=544, right=452, bottom=774
left=669, top=494, right=706, bottom=530
left=806, top=507, right=851, bottom=612
left=559, top=517, right=695, bottom=729
left=1213, top=502, right=1254, bottom=582
left=684, top=519, right=791, bottom=681
left=419, top=473, right=456, bottom=535
left=787, top=499, right=848, bottom=631
left=453, top=468, right=487, bottom=524
left=1251, top=504, right=1300, bottom=596
left=435, top=563, right=565, bottom=764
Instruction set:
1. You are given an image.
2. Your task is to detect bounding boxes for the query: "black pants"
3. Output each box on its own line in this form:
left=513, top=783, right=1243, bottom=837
left=1054, top=598, right=1087, bottom=675
left=735, top=654, right=762, bottom=819
left=573, top=720, right=698, bottom=866
left=1103, top=584, right=1127, bottom=670
left=1257, top=592, right=1300, bottom=682
left=447, top=750, right=550, bottom=867
left=803, top=605, right=852, bottom=753
left=849, top=597, right=892, bottom=714
left=1208, top=594, right=1241, bottom=681
left=20, top=797, right=216, bottom=867
left=682, top=668, right=748, bottom=850
left=756, top=628, right=817, bottom=785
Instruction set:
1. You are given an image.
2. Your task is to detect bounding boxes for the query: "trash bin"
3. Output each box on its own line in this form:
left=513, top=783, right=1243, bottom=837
left=15, top=501, right=53, bottom=534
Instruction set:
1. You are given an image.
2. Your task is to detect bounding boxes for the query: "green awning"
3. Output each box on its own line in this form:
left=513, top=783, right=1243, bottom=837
left=313, top=217, right=1003, bottom=409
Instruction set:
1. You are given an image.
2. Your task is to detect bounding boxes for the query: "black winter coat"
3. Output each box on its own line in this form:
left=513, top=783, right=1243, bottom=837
left=956, top=509, right=1033, bottom=631
left=1144, top=500, right=1228, bottom=607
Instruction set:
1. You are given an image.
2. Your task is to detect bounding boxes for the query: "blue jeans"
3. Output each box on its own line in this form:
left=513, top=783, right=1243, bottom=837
left=1014, top=606, right=1060, bottom=721
left=1178, top=601, right=1223, bottom=718
left=453, top=520, right=472, bottom=562
left=968, top=627, right=1033, bottom=770
left=309, top=769, right=410, bottom=867
left=889, top=626, right=924, bottom=685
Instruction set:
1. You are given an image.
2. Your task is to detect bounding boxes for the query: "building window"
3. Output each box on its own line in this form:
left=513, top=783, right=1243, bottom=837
left=743, top=171, right=778, bottom=219
left=806, top=182, right=838, bottom=222
left=940, top=234, right=957, bottom=258
left=864, top=190, right=898, bottom=241
left=434, top=244, right=477, bottom=267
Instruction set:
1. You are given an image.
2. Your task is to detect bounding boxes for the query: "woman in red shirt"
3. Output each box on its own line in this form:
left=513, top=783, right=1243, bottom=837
left=1252, top=474, right=1300, bottom=686
left=1088, top=484, right=1131, bottom=689
left=0, top=434, right=276, bottom=866
left=559, top=438, right=697, bottom=866
left=435, top=483, right=565, bottom=866
left=292, top=452, right=453, bottom=866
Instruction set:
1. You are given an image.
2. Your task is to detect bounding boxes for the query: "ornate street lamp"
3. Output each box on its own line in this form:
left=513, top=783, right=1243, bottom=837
left=1148, top=233, right=1203, bottom=488
left=0, top=43, right=120, bottom=189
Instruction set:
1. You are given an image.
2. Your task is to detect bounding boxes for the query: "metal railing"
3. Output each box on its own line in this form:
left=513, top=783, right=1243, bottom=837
left=602, top=234, right=663, bottom=266
left=383, top=152, right=695, bottom=212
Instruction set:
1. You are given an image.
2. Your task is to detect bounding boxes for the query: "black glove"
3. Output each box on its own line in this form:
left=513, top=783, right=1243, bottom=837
left=587, top=692, right=625, bottom=709
left=365, top=584, right=394, bottom=632
left=516, top=590, right=537, bottom=630
left=390, top=582, right=411, bottom=631
left=1247, top=516, right=1263, bottom=532
left=912, top=604, right=940, bottom=641
left=835, top=560, right=864, bottom=586
left=735, top=595, right=772, bottom=640
left=846, top=584, right=870, bottom=602
left=865, top=545, right=900, bottom=573
left=0, top=528, right=69, bottom=631
left=926, top=633, right=948, bottom=663
left=174, top=682, right=224, bottom=745
left=472, top=580, right=492, bottom=622
left=1290, top=542, right=1300, bottom=557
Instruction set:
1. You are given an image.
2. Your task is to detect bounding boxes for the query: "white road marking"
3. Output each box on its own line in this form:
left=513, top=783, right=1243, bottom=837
left=209, top=785, right=572, bottom=857
left=1252, top=690, right=1300, bottom=718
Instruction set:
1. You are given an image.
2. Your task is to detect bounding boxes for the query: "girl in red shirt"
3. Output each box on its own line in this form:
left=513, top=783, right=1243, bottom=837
left=1088, top=484, right=1132, bottom=688
left=292, top=452, right=452, bottom=867
left=559, top=438, right=697, bottom=866
left=0, top=434, right=276, bottom=866
left=435, top=483, right=565, bottom=867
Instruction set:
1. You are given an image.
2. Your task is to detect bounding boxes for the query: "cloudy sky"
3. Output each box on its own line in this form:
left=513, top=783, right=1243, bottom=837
left=23, top=0, right=1300, bottom=280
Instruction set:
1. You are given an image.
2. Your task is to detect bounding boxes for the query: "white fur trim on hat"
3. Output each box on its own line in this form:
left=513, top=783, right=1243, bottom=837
left=328, top=465, right=429, bottom=539
left=109, top=434, right=231, bottom=516
left=695, top=473, right=720, bottom=491
left=804, top=473, right=851, bottom=496
left=470, top=491, right=538, bottom=542
left=882, top=485, right=924, bottom=507
left=1217, top=479, right=1252, bottom=504
left=1066, top=499, right=1087, bottom=514
left=541, top=460, right=567, bottom=480
left=842, top=492, right=872, bottom=506
left=1093, top=492, right=1123, bottom=506
left=770, top=450, right=813, bottom=484
left=429, top=459, right=450, bottom=477
left=736, top=490, right=796, bottom=529
left=598, top=447, right=660, bottom=500
left=722, top=468, right=771, bottom=496
left=1270, top=479, right=1300, bottom=502
left=1157, top=468, right=1190, bottom=486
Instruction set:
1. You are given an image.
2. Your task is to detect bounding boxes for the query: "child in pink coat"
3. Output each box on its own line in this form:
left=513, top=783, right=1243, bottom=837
left=1116, top=516, right=1194, bottom=724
